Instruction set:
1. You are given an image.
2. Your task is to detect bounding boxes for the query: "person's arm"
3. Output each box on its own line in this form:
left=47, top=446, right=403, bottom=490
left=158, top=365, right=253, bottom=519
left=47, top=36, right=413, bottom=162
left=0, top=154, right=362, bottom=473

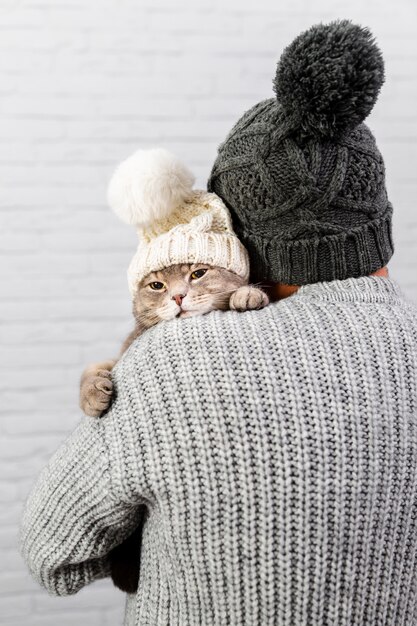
left=19, top=352, right=151, bottom=596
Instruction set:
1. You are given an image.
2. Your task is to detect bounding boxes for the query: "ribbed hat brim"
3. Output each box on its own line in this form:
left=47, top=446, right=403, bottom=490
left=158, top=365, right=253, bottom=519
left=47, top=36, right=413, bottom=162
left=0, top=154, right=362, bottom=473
left=242, top=205, right=394, bottom=285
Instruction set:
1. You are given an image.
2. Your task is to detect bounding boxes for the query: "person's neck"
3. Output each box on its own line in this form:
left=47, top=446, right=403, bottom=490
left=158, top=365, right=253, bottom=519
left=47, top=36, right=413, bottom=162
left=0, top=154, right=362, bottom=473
left=266, top=266, right=389, bottom=302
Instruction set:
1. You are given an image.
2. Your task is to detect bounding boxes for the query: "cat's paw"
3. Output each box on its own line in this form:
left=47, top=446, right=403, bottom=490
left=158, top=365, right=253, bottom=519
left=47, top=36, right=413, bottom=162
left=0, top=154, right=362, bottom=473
left=80, top=368, right=114, bottom=418
left=229, top=286, right=269, bottom=312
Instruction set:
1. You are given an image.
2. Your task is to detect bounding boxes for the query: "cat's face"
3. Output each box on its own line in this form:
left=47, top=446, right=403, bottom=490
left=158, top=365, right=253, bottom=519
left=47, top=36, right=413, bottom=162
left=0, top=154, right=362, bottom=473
left=133, top=263, right=246, bottom=331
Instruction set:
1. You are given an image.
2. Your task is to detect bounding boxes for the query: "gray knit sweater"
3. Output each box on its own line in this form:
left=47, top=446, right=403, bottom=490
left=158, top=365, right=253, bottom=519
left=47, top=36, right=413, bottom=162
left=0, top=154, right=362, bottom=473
left=21, top=277, right=417, bottom=626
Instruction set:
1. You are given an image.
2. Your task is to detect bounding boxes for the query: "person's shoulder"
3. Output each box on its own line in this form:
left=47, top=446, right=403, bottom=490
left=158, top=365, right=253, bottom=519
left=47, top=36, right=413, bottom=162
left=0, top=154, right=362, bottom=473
left=119, top=301, right=297, bottom=368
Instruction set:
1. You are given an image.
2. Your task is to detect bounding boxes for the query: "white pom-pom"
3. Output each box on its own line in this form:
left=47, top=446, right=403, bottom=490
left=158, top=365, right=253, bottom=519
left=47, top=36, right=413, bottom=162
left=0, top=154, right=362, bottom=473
left=107, top=148, right=195, bottom=227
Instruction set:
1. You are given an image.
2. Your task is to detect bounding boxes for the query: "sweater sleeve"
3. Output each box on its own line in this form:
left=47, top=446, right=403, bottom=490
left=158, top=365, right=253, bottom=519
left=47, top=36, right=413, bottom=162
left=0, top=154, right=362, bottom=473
left=19, top=374, right=148, bottom=596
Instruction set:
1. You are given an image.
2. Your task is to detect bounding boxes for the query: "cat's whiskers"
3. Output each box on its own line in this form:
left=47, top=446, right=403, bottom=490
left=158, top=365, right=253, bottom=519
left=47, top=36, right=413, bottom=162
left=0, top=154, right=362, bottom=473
left=179, top=287, right=247, bottom=313
left=189, top=288, right=239, bottom=302
left=135, top=310, right=162, bottom=328
left=156, top=303, right=181, bottom=320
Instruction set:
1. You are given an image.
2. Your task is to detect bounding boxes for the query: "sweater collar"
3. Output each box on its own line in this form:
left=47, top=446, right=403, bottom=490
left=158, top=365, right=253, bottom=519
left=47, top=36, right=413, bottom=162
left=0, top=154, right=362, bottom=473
left=295, top=276, right=405, bottom=304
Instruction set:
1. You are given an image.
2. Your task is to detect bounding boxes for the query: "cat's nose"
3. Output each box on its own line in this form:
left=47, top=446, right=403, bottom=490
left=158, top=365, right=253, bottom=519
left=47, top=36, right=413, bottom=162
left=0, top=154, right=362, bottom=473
left=172, top=294, right=185, bottom=306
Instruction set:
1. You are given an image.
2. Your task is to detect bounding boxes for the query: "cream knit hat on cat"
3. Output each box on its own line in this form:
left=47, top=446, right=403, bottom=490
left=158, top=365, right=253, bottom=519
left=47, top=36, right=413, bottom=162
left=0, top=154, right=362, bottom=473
left=107, top=149, right=250, bottom=297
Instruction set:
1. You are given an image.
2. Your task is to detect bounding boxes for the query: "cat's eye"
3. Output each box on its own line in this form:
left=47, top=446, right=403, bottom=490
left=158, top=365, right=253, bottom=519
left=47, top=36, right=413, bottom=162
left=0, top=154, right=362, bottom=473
left=149, top=281, right=165, bottom=291
left=190, top=268, right=208, bottom=280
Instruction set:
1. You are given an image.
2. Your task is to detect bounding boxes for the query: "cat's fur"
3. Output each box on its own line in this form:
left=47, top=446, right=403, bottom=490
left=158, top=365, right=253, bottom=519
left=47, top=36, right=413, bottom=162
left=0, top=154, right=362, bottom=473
left=79, top=263, right=268, bottom=592
left=80, top=264, right=268, bottom=417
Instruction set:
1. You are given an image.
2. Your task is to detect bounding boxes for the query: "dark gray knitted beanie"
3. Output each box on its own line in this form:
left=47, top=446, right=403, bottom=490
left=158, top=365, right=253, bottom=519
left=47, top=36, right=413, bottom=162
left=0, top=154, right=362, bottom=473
left=208, top=20, right=394, bottom=285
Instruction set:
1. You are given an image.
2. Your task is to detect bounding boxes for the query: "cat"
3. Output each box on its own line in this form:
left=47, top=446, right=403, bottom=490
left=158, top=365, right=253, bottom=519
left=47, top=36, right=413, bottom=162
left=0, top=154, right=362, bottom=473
left=80, top=263, right=268, bottom=417
left=79, top=262, right=268, bottom=593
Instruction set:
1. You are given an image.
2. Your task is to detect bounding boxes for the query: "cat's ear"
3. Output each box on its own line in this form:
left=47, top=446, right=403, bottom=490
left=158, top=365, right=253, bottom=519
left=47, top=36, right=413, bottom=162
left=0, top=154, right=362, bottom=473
left=107, top=149, right=195, bottom=227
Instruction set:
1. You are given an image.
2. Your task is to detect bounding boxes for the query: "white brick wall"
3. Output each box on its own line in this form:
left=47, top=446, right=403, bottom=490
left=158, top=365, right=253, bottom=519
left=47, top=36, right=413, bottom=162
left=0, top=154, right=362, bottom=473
left=0, top=0, right=416, bottom=623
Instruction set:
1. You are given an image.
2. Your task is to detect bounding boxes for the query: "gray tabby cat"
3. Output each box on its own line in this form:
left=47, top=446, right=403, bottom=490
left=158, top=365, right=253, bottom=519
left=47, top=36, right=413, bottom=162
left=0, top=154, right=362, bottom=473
left=80, top=263, right=268, bottom=417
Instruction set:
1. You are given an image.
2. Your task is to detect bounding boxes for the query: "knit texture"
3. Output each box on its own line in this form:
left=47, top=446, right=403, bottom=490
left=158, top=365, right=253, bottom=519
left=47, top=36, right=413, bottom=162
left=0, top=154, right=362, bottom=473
left=20, top=277, right=417, bottom=626
left=107, top=149, right=250, bottom=297
left=208, top=21, right=394, bottom=284
left=127, top=189, right=250, bottom=296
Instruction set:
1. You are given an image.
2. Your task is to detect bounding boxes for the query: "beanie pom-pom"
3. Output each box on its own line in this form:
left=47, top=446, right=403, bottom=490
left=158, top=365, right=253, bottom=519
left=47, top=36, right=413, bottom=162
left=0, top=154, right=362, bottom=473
left=274, top=20, right=385, bottom=139
left=108, top=148, right=195, bottom=227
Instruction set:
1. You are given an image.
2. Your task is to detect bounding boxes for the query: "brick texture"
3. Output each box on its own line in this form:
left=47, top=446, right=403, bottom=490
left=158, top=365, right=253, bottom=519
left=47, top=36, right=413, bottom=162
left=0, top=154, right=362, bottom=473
left=0, top=0, right=416, bottom=624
